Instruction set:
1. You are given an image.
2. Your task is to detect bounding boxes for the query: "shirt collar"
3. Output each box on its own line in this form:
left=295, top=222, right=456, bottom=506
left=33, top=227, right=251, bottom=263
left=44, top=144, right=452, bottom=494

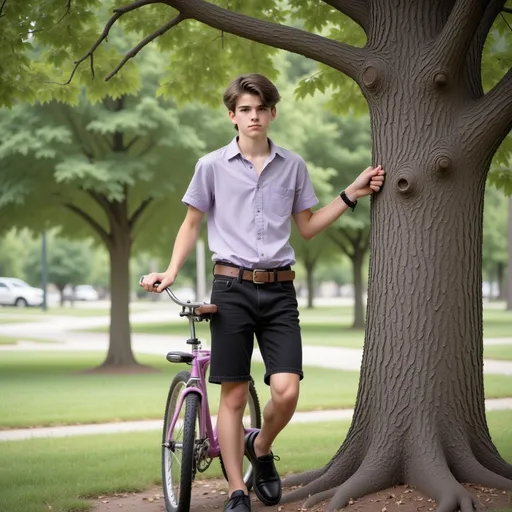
left=225, top=136, right=285, bottom=161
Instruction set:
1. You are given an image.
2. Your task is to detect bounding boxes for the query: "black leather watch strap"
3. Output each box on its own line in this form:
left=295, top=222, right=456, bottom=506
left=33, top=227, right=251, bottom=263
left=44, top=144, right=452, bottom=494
left=340, top=190, right=357, bottom=211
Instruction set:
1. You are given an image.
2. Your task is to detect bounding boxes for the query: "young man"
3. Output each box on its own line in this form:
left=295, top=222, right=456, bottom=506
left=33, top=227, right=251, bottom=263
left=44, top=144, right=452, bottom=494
left=140, top=74, right=385, bottom=512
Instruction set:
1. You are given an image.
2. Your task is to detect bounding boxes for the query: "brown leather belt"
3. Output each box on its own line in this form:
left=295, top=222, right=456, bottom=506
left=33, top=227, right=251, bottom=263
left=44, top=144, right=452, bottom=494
left=214, top=264, right=295, bottom=284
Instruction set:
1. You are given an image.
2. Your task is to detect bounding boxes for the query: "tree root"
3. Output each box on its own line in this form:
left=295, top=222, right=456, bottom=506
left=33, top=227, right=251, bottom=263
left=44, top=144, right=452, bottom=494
left=407, top=453, right=482, bottom=512
left=472, top=440, right=512, bottom=480
left=452, top=454, right=512, bottom=490
left=282, top=467, right=328, bottom=489
left=323, top=450, right=401, bottom=512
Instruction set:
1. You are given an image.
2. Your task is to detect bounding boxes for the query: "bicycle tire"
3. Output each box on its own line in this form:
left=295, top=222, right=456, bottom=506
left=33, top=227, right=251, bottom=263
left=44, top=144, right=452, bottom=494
left=162, top=370, right=200, bottom=512
left=219, top=378, right=262, bottom=488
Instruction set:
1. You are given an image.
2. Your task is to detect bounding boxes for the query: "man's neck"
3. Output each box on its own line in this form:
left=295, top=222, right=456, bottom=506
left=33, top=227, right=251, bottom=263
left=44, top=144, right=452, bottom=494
left=237, top=135, right=270, bottom=159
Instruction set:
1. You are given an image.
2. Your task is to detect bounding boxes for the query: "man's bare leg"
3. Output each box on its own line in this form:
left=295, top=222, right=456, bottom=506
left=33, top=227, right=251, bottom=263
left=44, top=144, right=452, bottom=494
left=254, top=373, right=300, bottom=456
left=217, top=381, right=249, bottom=496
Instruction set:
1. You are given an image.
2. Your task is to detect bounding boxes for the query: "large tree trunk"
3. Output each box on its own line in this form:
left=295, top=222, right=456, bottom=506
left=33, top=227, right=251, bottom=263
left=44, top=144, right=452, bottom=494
left=281, top=2, right=512, bottom=510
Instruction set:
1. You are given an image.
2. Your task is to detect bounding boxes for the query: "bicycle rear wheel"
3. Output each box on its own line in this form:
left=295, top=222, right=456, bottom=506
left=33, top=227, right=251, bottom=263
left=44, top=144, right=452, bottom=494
left=219, top=378, right=262, bottom=488
left=162, top=370, right=200, bottom=512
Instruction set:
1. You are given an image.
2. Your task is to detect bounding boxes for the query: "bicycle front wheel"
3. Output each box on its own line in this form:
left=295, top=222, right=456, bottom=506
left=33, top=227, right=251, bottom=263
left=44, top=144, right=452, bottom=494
left=162, top=370, right=200, bottom=512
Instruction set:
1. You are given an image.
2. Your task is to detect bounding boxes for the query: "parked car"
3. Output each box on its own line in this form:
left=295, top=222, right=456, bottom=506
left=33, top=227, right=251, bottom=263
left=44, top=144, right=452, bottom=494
left=71, top=285, right=100, bottom=301
left=0, top=277, right=44, bottom=307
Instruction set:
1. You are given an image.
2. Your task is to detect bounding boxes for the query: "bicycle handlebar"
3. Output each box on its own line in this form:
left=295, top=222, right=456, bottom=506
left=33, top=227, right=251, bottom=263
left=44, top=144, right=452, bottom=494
left=139, top=275, right=217, bottom=315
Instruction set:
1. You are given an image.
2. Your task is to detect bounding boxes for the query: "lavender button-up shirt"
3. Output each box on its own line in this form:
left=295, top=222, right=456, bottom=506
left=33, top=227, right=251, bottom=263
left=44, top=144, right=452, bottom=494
left=182, top=137, right=318, bottom=269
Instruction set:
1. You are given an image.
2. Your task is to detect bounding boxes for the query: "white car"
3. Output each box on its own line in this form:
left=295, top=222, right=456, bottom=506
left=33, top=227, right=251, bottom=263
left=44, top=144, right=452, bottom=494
left=72, top=285, right=100, bottom=301
left=0, top=277, right=44, bottom=307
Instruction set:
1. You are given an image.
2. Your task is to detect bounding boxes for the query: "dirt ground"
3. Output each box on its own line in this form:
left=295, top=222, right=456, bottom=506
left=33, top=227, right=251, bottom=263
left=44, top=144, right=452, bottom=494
left=90, top=479, right=512, bottom=512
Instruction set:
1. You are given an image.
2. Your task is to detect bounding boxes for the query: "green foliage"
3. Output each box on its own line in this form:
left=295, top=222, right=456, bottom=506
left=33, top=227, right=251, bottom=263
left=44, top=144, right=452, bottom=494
left=24, top=233, right=92, bottom=290
left=0, top=230, right=36, bottom=279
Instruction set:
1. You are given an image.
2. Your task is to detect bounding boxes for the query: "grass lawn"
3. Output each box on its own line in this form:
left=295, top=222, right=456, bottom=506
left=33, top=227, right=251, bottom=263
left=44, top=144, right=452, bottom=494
left=484, top=344, right=512, bottom=361
left=0, top=351, right=360, bottom=428
left=0, top=335, right=60, bottom=345
left=2, top=351, right=512, bottom=429
left=0, top=410, right=511, bottom=512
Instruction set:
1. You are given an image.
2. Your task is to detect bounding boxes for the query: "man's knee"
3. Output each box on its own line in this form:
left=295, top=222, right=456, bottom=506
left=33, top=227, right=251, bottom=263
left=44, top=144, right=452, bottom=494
left=269, top=373, right=300, bottom=410
left=220, top=381, right=249, bottom=412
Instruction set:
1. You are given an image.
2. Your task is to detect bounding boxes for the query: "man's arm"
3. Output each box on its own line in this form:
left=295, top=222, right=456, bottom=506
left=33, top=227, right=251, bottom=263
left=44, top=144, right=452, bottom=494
left=293, top=166, right=384, bottom=240
left=140, top=205, right=204, bottom=292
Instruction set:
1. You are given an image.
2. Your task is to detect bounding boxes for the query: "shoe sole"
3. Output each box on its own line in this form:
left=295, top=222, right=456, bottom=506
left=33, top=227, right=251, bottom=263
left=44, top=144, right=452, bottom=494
left=245, top=431, right=282, bottom=506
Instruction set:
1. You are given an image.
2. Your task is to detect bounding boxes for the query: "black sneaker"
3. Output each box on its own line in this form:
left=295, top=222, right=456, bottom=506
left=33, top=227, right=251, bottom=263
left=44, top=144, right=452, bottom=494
left=224, top=490, right=251, bottom=512
left=245, top=431, right=282, bottom=506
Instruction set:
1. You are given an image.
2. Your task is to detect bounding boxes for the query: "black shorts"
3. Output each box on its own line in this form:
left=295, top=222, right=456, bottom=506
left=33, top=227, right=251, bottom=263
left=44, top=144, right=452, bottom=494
left=208, top=265, right=303, bottom=386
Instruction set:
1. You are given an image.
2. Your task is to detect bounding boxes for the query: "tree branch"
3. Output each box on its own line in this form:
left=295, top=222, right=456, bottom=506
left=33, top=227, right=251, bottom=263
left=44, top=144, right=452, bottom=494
left=128, top=197, right=154, bottom=229
left=105, top=14, right=185, bottom=81
left=464, top=0, right=506, bottom=98
left=63, top=0, right=163, bottom=85
left=64, top=203, right=113, bottom=250
left=321, top=0, right=369, bottom=32
left=166, top=0, right=366, bottom=81
left=57, top=0, right=72, bottom=24
left=434, top=0, right=489, bottom=70
left=125, top=136, right=140, bottom=152
left=466, top=67, right=512, bottom=161
left=0, top=0, right=7, bottom=18
left=329, top=231, right=354, bottom=258
left=77, top=0, right=367, bottom=84
left=503, top=6, right=512, bottom=13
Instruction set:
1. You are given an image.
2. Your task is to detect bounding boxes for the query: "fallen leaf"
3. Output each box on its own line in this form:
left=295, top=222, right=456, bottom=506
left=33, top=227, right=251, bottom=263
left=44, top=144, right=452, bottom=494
left=381, top=506, right=387, bottom=512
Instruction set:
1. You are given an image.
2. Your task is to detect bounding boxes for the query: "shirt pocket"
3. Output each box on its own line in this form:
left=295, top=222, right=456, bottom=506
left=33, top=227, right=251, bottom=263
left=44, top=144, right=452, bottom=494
left=270, top=185, right=294, bottom=217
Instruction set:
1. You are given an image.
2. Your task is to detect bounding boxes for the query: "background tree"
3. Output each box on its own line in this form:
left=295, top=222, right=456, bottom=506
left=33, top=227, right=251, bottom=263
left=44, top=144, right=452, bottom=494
left=24, top=234, right=92, bottom=305
left=482, top=185, right=508, bottom=300
left=0, top=47, right=210, bottom=369
left=61, top=1, right=512, bottom=510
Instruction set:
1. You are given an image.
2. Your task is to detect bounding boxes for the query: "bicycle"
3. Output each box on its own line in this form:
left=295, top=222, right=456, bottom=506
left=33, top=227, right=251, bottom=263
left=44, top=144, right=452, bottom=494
left=142, top=278, right=262, bottom=512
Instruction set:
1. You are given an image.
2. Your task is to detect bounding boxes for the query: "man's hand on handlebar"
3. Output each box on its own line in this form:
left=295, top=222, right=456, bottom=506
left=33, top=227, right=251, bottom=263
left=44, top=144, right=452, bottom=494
left=139, top=272, right=176, bottom=293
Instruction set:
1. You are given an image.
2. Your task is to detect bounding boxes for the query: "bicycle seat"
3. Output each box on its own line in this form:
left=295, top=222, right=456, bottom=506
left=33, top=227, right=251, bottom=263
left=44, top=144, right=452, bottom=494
left=194, top=304, right=218, bottom=316
left=167, top=351, right=195, bottom=364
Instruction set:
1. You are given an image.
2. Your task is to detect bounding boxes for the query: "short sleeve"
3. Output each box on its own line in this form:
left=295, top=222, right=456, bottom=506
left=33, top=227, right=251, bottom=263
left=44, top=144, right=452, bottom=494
left=292, top=160, right=319, bottom=214
left=182, top=159, right=214, bottom=213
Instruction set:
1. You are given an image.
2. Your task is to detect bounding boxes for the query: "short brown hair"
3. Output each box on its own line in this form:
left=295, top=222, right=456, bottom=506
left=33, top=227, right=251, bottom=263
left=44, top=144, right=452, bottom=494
left=223, top=74, right=281, bottom=112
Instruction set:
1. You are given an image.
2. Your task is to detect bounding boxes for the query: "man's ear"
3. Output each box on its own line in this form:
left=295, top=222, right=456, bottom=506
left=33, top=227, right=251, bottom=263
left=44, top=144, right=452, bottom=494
left=228, top=110, right=236, bottom=125
left=271, top=107, right=277, bottom=121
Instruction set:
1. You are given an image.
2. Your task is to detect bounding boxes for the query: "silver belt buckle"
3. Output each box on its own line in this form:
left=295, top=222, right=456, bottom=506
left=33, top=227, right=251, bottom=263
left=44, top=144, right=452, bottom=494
left=252, top=269, right=267, bottom=284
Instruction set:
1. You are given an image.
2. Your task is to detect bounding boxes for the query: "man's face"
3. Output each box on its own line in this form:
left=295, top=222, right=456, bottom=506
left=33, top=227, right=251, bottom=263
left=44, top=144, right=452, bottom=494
left=229, top=93, right=276, bottom=138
